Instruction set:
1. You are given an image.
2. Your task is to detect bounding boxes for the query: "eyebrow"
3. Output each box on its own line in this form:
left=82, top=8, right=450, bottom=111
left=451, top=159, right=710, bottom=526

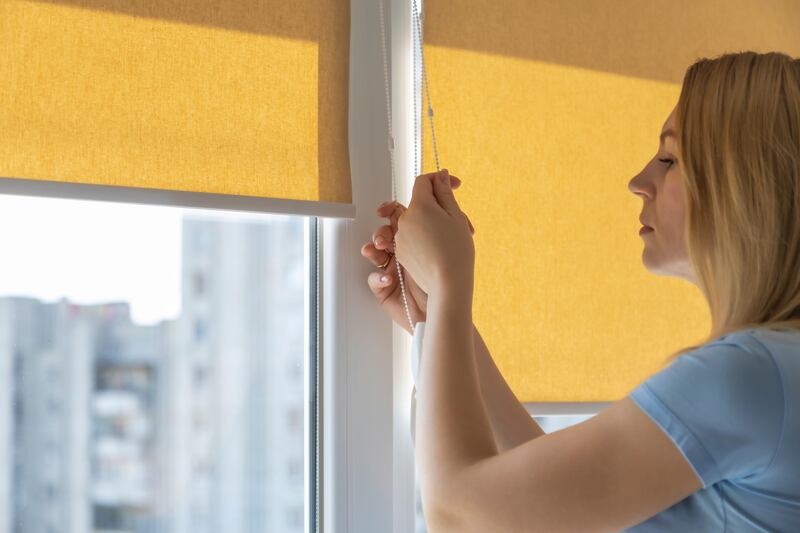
left=660, top=129, right=676, bottom=144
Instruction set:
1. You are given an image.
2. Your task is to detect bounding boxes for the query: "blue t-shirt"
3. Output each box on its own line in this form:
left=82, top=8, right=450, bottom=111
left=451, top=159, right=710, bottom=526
left=625, top=328, right=799, bottom=532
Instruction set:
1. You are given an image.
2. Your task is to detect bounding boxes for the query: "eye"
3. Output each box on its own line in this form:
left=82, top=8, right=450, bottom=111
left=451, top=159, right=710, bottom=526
left=658, top=158, right=675, bottom=168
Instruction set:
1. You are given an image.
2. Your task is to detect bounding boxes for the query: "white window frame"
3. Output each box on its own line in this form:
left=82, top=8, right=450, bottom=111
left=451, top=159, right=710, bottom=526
left=320, top=1, right=417, bottom=531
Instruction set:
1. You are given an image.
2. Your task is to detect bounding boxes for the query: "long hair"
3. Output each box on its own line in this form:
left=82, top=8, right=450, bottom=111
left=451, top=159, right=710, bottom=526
left=662, top=51, right=800, bottom=365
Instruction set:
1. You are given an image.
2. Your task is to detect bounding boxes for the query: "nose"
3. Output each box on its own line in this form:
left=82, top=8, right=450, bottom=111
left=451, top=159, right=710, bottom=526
left=628, top=168, right=652, bottom=200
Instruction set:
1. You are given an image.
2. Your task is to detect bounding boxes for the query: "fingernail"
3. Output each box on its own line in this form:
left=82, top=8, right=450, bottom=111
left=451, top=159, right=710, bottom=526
left=439, top=170, right=448, bottom=184
left=375, top=236, right=385, bottom=246
left=381, top=275, right=390, bottom=283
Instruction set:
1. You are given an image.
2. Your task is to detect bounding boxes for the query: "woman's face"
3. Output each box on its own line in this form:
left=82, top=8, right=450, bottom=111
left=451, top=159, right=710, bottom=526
left=628, top=105, right=696, bottom=284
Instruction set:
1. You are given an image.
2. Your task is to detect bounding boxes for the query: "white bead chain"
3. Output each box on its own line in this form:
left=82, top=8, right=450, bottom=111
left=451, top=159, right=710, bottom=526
left=378, top=0, right=414, bottom=333
left=378, top=0, right=441, bottom=333
left=412, top=0, right=441, bottom=172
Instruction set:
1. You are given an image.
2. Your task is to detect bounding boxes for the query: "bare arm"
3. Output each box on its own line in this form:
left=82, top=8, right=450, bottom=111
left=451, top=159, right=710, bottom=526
left=418, top=279, right=703, bottom=533
left=471, top=322, right=546, bottom=450
left=367, top=195, right=542, bottom=451
left=412, top=321, right=546, bottom=452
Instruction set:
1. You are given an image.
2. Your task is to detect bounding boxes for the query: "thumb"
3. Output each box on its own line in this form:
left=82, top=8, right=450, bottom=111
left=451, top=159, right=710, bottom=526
left=432, top=169, right=461, bottom=216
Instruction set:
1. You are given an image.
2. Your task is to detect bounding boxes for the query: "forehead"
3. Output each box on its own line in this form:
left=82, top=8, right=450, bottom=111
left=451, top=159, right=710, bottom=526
left=662, top=108, right=677, bottom=131
left=660, top=109, right=677, bottom=145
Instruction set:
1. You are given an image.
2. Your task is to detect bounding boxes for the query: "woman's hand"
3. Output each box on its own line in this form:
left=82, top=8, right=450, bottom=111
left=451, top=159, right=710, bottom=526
left=396, top=169, right=476, bottom=298
left=361, top=172, right=473, bottom=334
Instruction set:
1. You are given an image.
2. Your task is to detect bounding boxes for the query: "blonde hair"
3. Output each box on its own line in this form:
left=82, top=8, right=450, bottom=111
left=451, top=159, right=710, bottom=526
left=663, top=51, right=800, bottom=365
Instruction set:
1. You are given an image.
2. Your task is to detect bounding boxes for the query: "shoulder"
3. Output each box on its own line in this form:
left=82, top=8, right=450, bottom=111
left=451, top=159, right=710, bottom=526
left=638, top=329, right=782, bottom=418
left=629, top=328, right=786, bottom=485
left=666, top=329, right=780, bottom=385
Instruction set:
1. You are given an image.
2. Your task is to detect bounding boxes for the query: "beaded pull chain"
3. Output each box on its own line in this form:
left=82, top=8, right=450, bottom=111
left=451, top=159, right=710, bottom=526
left=378, top=0, right=441, bottom=334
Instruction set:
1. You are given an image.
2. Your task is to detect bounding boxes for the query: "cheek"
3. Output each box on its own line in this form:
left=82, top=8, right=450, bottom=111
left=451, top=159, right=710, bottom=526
left=661, top=175, right=687, bottom=242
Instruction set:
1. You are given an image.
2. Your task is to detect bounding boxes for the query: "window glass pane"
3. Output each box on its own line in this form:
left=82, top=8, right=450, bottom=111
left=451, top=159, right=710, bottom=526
left=0, top=195, right=313, bottom=533
left=532, top=414, right=594, bottom=434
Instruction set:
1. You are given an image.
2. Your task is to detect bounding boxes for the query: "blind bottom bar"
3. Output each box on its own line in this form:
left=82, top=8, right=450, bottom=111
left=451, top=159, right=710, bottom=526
left=0, top=177, right=356, bottom=220
left=525, top=402, right=611, bottom=416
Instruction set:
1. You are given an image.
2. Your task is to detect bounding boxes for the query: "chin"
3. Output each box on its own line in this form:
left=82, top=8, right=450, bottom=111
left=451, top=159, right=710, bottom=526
left=641, top=248, right=658, bottom=272
left=641, top=250, right=668, bottom=277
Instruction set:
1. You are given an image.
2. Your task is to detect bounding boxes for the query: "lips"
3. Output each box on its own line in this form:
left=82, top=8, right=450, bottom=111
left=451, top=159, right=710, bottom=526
left=639, top=216, right=653, bottom=229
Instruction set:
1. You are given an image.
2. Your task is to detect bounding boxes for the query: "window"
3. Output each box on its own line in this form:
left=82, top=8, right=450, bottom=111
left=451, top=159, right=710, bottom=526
left=0, top=194, right=317, bottom=532
left=0, top=2, right=458, bottom=532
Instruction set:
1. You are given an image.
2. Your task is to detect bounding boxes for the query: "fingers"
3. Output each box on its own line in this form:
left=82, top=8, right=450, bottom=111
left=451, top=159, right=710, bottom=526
left=376, top=202, right=406, bottom=232
left=411, top=171, right=447, bottom=204
left=411, top=174, right=433, bottom=207
left=463, top=213, right=475, bottom=234
left=376, top=200, right=402, bottom=216
left=366, top=270, right=394, bottom=295
left=370, top=224, right=395, bottom=252
left=402, top=173, right=461, bottom=189
left=432, top=169, right=461, bottom=216
left=361, top=241, right=393, bottom=268
left=376, top=174, right=460, bottom=219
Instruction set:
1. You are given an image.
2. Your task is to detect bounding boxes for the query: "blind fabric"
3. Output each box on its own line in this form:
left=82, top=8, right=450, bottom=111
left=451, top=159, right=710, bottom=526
left=0, top=0, right=352, bottom=217
left=421, top=0, right=800, bottom=401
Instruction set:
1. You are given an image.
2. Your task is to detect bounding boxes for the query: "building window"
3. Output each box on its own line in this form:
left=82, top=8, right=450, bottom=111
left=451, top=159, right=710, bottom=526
left=194, top=318, right=206, bottom=342
left=193, top=271, right=206, bottom=296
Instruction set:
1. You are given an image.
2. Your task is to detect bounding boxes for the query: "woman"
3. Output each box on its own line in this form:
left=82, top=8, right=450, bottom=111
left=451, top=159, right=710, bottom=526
left=360, top=51, right=800, bottom=532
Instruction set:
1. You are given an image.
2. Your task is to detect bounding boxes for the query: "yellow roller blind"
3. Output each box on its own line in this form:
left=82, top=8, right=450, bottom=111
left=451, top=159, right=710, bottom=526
left=422, top=0, right=800, bottom=401
left=0, top=0, right=352, bottom=218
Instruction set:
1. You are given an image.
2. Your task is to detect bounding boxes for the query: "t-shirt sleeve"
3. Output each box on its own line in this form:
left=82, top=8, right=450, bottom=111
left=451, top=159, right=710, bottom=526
left=628, top=336, right=785, bottom=488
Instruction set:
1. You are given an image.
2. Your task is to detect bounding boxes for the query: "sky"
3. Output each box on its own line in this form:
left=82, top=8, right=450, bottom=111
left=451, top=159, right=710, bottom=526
left=0, top=192, right=302, bottom=325
left=0, top=194, right=183, bottom=325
